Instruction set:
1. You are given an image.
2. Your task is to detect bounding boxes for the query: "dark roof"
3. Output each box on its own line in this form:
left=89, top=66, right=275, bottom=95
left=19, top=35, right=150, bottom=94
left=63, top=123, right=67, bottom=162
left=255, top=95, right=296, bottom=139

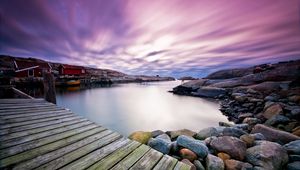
left=59, top=64, right=85, bottom=70
left=15, top=59, right=51, bottom=70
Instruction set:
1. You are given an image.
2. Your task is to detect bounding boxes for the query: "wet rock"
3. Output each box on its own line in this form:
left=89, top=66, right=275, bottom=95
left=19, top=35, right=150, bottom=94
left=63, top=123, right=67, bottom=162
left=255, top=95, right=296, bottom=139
left=251, top=124, right=300, bottom=144
left=177, top=135, right=209, bottom=158
left=264, top=94, right=279, bottom=102
left=264, top=101, right=275, bottom=110
left=151, top=130, right=164, bottom=138
left=192, top=86, right=227, bottom=98
left=223, top=127, right=247, bottom=138
left=166, top=129, right=196, bottom=140
left=293, top=128, right=300, bottom=137
left=210, top=136, right=247, bottom=160
left=287, top=161, right=300, bottom=170
left=217, top=152, right=231, bottom=161
left=288, top=95, right=300, bottom=104
left=156, top=133, right=171, bottom=142
left=193, top=160, right=205, bottom=170
left=246, top=140, right=288, bottom=170
left=148, top=138, right=171, bottom=154
left=240, top=134, right=255, bottom=147
left=238, top=113, right=253, bottom=121
left=224, top=159, right=253, bottom=170
left=128, top=131, right=152, bottom=144
left=233, top=124, right=249, bottom=131
left=195, top=127, right=220, bottom=140
left=262, top=103, right=283, bottom=119
left=265, top=114, right=290, bottom=126
left=181, top=159, right=196, bottom=170
left=179, top=148, right=198, bottom=162
left=284, top=140, right=300, bottom=155
left=205, top=154, right=224, bottom=170
left=242, top=117, right=260, bottom=125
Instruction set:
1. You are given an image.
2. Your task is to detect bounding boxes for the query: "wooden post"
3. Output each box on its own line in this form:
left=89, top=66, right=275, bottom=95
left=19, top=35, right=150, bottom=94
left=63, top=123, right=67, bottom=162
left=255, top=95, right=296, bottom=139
left=43, top=73, right=56, bottom=104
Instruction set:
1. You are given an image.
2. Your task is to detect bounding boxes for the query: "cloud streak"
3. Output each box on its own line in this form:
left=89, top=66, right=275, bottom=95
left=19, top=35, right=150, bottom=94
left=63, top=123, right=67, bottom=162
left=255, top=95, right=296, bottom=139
left=0, top=0, right=300, bottom=77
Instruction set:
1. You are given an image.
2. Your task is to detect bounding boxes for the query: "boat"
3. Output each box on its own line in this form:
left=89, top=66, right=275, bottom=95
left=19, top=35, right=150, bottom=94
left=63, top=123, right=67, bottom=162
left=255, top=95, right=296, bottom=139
left=66, top=80, right=80, bottom=86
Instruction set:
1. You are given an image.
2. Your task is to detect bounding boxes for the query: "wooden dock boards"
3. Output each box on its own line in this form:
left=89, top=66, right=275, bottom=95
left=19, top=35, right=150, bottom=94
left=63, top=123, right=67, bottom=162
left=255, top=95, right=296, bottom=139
left=0, top=99, right=191, bottom=170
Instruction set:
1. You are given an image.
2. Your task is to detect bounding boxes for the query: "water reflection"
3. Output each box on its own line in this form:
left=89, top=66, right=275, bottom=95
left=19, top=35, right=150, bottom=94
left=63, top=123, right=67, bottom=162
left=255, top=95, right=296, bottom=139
left=56, top=81, right=229, bottom=136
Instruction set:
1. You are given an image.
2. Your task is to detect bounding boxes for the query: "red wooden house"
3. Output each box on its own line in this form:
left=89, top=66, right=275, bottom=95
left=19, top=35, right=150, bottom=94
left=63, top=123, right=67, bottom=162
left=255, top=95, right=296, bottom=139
left=14, top=59, right=52, bottom=77
left=58, top=64, right=86, bottom=76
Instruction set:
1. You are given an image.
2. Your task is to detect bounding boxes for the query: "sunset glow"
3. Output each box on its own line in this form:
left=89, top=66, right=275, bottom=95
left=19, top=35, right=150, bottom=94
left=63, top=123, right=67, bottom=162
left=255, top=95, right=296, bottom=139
left=1, top=0, right=300, bottom=77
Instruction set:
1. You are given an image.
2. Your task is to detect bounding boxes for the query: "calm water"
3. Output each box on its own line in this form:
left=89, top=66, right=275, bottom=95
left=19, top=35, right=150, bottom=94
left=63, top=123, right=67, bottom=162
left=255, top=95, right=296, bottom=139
left=55, top=81, right=229, bottom=136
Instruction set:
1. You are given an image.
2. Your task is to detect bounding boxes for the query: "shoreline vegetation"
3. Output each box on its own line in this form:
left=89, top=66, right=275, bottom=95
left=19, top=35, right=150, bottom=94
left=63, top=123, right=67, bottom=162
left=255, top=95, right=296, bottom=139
left=129, top=59, right=300, bottom=170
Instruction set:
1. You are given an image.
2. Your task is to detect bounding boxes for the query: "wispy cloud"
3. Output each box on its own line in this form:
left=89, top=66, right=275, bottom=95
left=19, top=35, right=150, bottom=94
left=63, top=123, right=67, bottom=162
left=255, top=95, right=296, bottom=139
left=0, top=0, right=300, bottom=77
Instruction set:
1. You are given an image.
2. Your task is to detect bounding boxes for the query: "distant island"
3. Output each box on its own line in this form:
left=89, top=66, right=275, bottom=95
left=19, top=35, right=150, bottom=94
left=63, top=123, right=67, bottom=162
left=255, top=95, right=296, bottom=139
left=0, top=55, right=175, bottom=87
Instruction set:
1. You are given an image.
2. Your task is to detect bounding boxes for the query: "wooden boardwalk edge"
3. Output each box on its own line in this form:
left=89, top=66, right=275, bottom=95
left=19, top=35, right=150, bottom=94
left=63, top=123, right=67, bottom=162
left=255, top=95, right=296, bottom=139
left=0, top=98, right=191, bottom=170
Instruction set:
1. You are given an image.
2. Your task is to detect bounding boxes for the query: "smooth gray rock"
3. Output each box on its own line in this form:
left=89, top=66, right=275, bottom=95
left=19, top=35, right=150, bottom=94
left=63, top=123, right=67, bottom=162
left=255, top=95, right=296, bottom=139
left=290, top=155, right=300, bottom=162
left=265, top=114, right=290, bottom=126
left=151, top=130, right=164, bottom=138
left=177, top=135, right=209, bottom=158
left=195, top=127, right=220, bottom=140
left=249, top=133, right=266, bottom=140
left=223, top=127, right=247, bottom=138
left=284, top=140, right=300, bottom=155
left=192, top=86, right=227, bottom=98
left=251, top=124, right=300, bottom=144
left=148, top=138, right=171, bottom=154
left=156, top=133, right=171, bottom=142
left=205, top=154, right=224, bottom=170
left=246, top=140, right=288, bottom=170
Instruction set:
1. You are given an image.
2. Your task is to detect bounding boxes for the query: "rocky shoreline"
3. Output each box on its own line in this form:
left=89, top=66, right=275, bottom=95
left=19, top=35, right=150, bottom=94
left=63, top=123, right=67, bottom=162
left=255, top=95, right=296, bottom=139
left=129, top=60, right=300, bottom=170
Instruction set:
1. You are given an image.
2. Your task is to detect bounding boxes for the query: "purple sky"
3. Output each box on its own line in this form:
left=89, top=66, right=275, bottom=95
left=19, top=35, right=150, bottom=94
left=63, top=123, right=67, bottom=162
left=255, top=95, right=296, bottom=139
left=1, top=0, right=300, bottom=77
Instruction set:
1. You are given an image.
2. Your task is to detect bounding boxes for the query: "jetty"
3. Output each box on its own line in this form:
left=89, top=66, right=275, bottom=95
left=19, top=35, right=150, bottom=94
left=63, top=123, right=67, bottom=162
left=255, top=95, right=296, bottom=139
left=0, top=98, right=190, bottom=170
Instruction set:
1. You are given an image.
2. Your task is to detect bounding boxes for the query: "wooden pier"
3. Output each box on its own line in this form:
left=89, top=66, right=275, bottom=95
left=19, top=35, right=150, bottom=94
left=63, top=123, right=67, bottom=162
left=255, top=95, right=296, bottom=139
left=0, top=98, right=191, bottom=170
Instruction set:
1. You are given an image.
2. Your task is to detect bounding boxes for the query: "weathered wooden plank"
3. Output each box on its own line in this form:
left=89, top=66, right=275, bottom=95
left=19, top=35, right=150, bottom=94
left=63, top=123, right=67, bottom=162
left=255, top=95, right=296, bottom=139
left=0, top=104, right=56, bottom=110
left=0, top=114, right=76, bottom=130
left=0, top=126, right=104, bottom=168
left=110, top=144, right=151, bottom=170
left=0, top=118, right=87, bottom=141
left=0, top=99, right=45, bottom=103
left=153, top=155, right=178, bottom=170
left=59, top=138, right=130, bottom=170
left=129, top=149, right=163, bottom=170
left=36, top=133, right=123, bottom=170
left=173, top=161, right=192, bottom=170
left=0, top=106, right=62, bottom=115
left=0, top=103, right=53, bottom=107
left=0, top=109, right=68, bottom=119
left=0, top=111, right=73, bottom=124
left=0, top=120, right=92, bottom=144
left=0, top=125, right=103, bottom=159
left=13, top=130, right=114, bottom=170
left=87, top=141, right=141, bottom=170
left=0, top=116, right=80, bottom=135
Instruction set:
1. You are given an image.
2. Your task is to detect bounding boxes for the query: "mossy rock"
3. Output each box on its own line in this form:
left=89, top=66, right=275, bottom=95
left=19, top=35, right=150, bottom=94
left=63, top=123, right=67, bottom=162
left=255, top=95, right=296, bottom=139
left=128, top=131, right=152, bottom=144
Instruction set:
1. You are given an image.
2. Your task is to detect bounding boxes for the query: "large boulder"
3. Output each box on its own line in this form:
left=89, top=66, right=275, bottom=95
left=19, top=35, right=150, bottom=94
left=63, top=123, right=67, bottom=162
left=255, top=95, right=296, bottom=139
left=284, top=140, right=300, bottom=155
left=191, top=86, right=227, bottom=98
left=177, top=135, right=209, bottom=158
left=205, top=154, right=224, bottom=170
left=128, top=131, right=152, bottom=144
left=262, top=103, right=283, bottom=119
left=210, top=136, right=247, bottom=160
left=246, top=141, right=288, bottom=170
left=155, top=134, right=171, bottom=142
left=166, top=129, right=196, bottom=140
left=251, top=124, right=300, bottom=144
left=148, top=138, right=171, bottom=154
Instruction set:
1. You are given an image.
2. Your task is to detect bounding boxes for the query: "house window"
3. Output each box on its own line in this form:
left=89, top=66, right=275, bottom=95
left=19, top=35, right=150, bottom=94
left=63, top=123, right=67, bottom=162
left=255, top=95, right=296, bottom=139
left=28, top=69, right=34, bottom=77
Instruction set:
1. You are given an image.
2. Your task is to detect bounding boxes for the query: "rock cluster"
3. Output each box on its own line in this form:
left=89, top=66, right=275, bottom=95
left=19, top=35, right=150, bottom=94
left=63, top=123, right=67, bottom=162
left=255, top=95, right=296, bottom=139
left=129, top=124, right=300, bottom=169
